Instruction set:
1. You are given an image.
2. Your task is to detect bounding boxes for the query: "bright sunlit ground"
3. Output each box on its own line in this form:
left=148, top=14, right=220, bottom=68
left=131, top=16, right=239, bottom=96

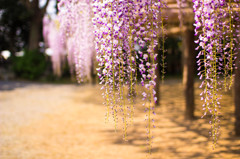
left=0, top=79, right=239, bottom=159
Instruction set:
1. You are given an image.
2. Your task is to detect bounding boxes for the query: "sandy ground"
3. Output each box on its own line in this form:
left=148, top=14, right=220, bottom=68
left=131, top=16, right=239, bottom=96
left=0, top=80, right=240, bottom=159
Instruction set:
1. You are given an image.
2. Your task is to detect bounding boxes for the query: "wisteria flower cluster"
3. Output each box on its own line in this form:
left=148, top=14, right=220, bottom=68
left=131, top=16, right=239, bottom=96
left=57, top=0, right=168, bottom=153
left=58, top=0, right=95, bottom=82
left=92, top=0, right=167, bottom=152
left=193, top=0, right=240, bottom=148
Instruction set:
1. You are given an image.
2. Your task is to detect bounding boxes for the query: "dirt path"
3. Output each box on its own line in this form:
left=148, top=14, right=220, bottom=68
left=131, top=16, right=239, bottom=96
left=0, top=80, right=239, bottom=159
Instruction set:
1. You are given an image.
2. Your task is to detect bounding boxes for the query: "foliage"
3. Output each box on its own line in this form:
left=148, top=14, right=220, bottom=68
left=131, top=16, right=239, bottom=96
left=0, top=0, right=31, bottom=52
left=12, top=50, right=47, bottom=80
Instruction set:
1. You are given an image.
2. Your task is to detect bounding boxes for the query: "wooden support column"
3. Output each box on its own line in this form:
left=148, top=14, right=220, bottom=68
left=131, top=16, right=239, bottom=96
left=155, top=48, right=161, bottom=106
left=234, top=52, right=240, bottom=136
left=183, top=28, right=195, bottom=120
left=91, top=53, right=97, bottom=85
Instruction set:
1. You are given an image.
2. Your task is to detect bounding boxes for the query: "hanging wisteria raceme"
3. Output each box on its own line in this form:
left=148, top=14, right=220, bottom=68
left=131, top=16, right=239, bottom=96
left=136, top=0, right=167, bottom=153
left=223, top=0, right=240, bottom=89
left=43, top=15, right=51, bottom=47
left=193, top=0, right=240, bottom=148
left=43, top=15, right=66, bottom=77
left=92, top=0, right=167, bottom=153
left=58, top=0, right=95, bottom=82
left=92, top=0, right=131, bottom=135
left=92, top=0, right=115, bottom=138
left=57, top=0, right=75, bottom=76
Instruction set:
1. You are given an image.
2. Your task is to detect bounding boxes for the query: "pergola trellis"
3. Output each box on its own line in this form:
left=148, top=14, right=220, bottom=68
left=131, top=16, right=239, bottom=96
left=154, top=0, right=240, bottom=137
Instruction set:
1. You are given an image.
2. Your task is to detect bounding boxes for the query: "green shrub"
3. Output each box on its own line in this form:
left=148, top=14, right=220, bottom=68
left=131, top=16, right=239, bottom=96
left=12, top=50, right=47, bottom=80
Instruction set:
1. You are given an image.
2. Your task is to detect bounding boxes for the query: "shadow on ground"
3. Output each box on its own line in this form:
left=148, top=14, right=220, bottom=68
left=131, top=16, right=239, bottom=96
left=0, top=80, right=33, bottom=91
left=103, top=79, right=240, bottom=159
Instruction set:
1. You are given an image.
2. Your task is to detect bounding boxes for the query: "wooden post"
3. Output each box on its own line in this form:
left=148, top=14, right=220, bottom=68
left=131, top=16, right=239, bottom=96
left=155, top=48, right=161, bottom=106
left=91, top=54, right=97, bottom=85
left=234, top=52, right=240, bottom=136
left=183, top=28, right=195, bottom=120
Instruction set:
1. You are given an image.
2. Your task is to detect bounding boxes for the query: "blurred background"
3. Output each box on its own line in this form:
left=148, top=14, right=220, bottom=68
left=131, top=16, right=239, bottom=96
left=0, top=0, right=71, bottom=82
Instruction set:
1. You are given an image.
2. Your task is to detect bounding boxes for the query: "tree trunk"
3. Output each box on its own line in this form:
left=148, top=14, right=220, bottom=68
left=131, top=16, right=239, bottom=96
left=26, top=0, right=46, bottom=51
left=234, top=51, right=240, bottom=136
left=183, top=29, right=195, bottom=120
left=28, top=18, right=41, bottom=51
